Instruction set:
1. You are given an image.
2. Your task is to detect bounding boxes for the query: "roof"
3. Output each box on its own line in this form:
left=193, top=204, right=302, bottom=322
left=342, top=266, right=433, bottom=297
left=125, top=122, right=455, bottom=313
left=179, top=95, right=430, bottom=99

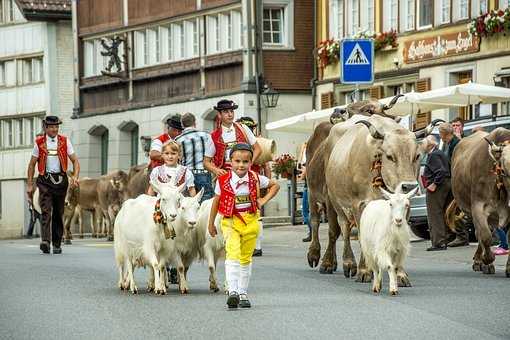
left=15, top=0, right=71, bottom=20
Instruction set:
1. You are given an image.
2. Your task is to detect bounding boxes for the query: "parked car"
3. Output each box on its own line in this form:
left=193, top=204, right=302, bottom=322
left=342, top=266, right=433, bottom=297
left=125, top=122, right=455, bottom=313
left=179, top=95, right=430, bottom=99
left=409, top=115, right=510, bottom=240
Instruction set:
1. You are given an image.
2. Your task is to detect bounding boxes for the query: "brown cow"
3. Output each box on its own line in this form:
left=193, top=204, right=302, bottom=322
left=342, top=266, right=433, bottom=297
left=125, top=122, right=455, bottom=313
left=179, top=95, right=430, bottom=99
left=97, top=170, right=129, bottom=241
left=127, top=164, right=150, bottom=199
left=451, top=128, right=510, bottom=277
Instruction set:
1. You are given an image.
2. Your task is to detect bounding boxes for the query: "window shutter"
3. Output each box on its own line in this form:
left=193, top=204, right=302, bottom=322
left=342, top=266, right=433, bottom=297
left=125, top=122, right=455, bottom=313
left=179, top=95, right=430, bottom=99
left=368, top=86, right=384, bottom=99
left=321, top=92, right=334, bottom=109
left=416, top=78, right=431, bottom=92
left=414, top=78, right=432, bottom=130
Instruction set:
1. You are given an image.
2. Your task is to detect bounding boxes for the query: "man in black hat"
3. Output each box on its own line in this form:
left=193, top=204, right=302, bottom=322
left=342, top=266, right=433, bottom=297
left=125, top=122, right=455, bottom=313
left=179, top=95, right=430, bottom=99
left=26, top=116, right=80, bottom=254
left=149, top=113, right=183, bottom=169
left=204, top=100, right=261, bottom=177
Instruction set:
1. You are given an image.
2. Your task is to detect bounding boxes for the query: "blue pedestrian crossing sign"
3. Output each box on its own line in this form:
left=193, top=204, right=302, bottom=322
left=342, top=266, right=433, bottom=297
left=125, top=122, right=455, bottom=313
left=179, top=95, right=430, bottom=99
left=340, top=39, right=374, bottom=84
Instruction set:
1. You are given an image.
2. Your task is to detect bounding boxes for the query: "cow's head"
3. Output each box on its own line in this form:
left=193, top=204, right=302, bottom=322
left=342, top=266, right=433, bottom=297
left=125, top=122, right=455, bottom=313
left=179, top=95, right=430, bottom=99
left=178, top=189, right=204, bottom=229
left=357, top=120, right=420, bottom=194
left=380, top=185, right=419, bottom=227
left=150, top=180, right=185, bottom=222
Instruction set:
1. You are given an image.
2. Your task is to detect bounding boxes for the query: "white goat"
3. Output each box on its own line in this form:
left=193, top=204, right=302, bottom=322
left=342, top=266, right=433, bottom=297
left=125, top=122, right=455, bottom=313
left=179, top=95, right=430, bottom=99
left=197, top=198, right=225, bottom=293
left=113, top=181, right=183, bottom=295
left=359, top=186, right=419, bottom=295
left=168, top=189, right=204, bottom=294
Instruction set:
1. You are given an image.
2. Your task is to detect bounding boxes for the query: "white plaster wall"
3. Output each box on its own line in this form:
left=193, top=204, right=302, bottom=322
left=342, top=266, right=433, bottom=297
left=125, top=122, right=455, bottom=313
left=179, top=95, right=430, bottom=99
left=0, top=180, right=26, bottom=238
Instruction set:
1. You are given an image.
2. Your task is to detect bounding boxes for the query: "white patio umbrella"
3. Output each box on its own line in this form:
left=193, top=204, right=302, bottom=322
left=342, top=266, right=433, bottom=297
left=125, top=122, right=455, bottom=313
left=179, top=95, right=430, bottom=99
left=417, top=82, right=510, bottom=107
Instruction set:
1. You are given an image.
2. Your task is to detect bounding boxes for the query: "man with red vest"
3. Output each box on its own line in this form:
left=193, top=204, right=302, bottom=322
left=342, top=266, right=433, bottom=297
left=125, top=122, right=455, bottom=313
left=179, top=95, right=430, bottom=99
left=204, top=99, right=261, bottom=178
left=26, top=116, right=80, bottom=255
left=149, top=114, right=183, bottom=169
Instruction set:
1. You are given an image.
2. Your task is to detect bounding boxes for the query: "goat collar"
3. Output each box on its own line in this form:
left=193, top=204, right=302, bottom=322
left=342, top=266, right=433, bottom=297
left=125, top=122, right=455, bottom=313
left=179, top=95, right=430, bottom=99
left=153, top=199, right=176, bottom=239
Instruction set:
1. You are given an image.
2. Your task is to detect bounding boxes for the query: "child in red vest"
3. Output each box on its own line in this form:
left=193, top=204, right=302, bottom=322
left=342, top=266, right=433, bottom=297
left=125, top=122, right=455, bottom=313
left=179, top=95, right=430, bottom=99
left=208, top=143, right=280, bottom=309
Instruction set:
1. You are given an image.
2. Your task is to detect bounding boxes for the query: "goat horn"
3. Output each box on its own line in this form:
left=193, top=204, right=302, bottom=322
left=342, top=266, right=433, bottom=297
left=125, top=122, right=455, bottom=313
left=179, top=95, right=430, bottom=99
left=356, top=120, right=385, bottom=140
left=382, top=94, right=404, bottom=110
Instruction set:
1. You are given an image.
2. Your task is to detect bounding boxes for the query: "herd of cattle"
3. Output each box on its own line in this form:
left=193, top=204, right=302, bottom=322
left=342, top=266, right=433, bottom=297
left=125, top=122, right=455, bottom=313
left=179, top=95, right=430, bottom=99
left=304, top=94, right=510, bottom=293
left=32, top=94, right=510, bottom=295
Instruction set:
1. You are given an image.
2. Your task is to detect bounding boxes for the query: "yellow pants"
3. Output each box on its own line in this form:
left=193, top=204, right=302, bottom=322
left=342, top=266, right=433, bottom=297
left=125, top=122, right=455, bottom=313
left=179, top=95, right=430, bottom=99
left=221, top=211, right=260, bottom=266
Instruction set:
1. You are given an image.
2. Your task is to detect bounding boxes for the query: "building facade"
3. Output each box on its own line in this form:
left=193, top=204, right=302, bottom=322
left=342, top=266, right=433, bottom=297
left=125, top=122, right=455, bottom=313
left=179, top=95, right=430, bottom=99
left=0, top=0, right=72, bottom=238
left=73, top=0, right=314, bottom=216
left=315, top=0, right=510, bottom=128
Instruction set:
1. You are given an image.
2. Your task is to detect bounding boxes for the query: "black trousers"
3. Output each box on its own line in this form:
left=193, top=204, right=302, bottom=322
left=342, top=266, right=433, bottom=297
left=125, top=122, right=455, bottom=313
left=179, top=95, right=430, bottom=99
left=36, top=174, right=68, bottom=248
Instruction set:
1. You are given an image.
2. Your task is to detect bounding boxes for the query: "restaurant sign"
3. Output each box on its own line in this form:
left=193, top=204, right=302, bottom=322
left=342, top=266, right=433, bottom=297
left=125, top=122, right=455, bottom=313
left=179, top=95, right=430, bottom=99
left=403, top=31, right=480, bottom=64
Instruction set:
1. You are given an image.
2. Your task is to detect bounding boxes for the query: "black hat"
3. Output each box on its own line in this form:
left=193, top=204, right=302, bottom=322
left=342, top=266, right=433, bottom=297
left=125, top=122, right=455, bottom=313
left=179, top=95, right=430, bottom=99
left=236, top=116, right=257, bottom=128
left=214, top=99, right=238, bottom=111
left=229, top=143, right=253, bottom=158
left=167, top=114, right=183, bottom=130
left=43, top=116, right=62, bottom=125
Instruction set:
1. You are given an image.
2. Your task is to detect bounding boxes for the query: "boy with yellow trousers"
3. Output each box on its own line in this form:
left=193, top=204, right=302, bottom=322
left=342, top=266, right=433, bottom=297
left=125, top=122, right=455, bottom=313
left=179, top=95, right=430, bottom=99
left=208, top=143, right=280, bottom=309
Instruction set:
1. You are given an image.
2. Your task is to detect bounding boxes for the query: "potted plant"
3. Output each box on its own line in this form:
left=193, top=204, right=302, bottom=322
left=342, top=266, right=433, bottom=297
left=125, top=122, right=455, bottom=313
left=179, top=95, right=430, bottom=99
left=272, top=154, right=297, bottom=179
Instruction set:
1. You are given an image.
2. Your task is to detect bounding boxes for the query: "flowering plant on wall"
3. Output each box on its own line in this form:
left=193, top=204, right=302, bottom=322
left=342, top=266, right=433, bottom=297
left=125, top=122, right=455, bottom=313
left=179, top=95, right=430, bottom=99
left=354, top=29, right=399, bottom=50
left=271, top=154, right=297, bottom=179
left=469, top=8, right=510, bottom=37
left=317, top=39, right=340, bottom=68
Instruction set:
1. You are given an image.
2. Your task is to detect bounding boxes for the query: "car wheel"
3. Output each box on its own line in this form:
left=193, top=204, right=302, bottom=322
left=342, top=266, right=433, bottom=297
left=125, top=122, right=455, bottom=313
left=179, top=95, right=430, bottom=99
left=410, top=223, right=430, bottom=240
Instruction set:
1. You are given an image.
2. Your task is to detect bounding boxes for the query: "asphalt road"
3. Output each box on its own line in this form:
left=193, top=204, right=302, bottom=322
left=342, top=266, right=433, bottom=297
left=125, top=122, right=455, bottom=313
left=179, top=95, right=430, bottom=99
left=1, top=225, right=509, bottom=340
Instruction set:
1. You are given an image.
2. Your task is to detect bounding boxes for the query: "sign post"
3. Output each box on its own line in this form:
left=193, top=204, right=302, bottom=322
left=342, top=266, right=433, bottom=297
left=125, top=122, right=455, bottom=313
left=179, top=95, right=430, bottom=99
left=340, top=39, right=375, bottom=101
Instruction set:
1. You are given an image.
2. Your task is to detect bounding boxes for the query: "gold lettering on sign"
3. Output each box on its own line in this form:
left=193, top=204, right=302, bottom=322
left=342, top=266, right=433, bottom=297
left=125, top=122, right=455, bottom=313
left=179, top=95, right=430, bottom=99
left=403, top=31, right=480, bottom=64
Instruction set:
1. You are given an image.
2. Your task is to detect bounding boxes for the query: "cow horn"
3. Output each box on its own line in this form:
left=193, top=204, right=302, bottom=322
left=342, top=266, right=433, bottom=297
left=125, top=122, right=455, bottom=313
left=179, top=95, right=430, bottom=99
left=382, top=94, right=404, bottom=110
left=414, top=118, right=445, bottom=138
left=356, top=120, right=385, bottom=140
left=484, top=137, right=504, bottom=161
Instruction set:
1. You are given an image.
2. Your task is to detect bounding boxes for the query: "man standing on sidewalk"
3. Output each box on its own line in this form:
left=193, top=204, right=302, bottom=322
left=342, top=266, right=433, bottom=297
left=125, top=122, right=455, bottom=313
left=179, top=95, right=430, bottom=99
left=26, top=116, right=80, bottom=254
left=424, top=135, right=450, bottom=251
left=175, top=112, right=215, bottom=202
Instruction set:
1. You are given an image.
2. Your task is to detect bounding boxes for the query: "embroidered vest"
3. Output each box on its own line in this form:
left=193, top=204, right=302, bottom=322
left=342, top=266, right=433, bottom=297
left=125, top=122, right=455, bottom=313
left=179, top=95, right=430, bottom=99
left=36, top=134, right=68, bottom=175
left=217, top=170, right=259, bottom=217
left=211, top=123, right=248, bottom=170
left=156, top=165, right=187, bottom=186
left=150, top=133, right=172, bottom=168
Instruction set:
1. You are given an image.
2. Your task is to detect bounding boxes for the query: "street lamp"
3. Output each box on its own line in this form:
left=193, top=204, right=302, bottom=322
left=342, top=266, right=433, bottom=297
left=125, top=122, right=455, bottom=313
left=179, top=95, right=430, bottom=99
left=261, top=84, right=280, bottom=108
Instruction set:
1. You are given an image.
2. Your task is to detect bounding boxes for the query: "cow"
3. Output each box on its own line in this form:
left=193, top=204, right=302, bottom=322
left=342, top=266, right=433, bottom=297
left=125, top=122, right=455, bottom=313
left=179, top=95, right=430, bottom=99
left=451, top=128, right=510, bottom=277
left=64, top=178, right=102, bottom=239
left=126, top=164, right=150, bottom=199
left=97, top=170, right=129, bottom=241
left=306, top=111, right=439, bottom=286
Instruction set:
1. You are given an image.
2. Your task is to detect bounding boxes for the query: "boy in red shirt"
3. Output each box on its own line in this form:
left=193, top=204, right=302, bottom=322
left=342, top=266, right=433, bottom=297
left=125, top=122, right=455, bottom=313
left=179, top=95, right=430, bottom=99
left=208, top=143, right=279, bottom=309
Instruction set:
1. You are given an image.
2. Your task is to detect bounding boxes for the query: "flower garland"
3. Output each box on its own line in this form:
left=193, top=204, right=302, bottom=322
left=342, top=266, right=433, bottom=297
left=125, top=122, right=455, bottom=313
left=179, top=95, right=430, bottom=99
left=317, top=30, right=398, bottom=68
left=469, top=8, right=510, bottom=37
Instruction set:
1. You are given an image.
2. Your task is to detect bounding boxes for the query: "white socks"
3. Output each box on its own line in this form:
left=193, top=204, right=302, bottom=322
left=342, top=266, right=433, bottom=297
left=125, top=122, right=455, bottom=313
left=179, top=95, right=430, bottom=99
left=255, top=222, right=263, bottom=249
left=238, top=263, right=252, bottom=295
left=225, top=259, right=240, bottom=293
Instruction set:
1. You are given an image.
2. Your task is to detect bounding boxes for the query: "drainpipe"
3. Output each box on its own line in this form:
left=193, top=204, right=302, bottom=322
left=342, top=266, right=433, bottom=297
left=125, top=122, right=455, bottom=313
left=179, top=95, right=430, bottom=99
left=71, top=0, right=80, bottom=117
left=311, top=0, right=318, bottom=111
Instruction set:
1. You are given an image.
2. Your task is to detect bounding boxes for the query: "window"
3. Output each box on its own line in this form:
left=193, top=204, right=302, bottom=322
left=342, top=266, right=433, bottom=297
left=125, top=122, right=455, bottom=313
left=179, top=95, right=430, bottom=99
left=263, top=8, right=284, bottom=44
left=347, top=0, right=359, bottom=35
left=329, top=0, right=344, bottom=40
left=479, top=0, right=488, bottom=14
left=418, top=0, right=433, bottom=28
left=403, top=0, right=415, bottom=30
left=442, top=0, right=451, bottom=23
left=0, top=61, right=4, bottom=86
left=384, top=0, right=399, bottom=31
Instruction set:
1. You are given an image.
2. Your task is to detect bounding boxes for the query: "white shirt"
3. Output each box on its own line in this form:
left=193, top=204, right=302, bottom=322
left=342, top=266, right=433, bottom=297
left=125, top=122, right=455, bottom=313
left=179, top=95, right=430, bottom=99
left=150, top=134, right=172, bottom=153
left=32, top=135, right=75, bottom=174
left=214, top=172, right=270, bottom=210
left=150, top=164, right=195, bottom=190
left=206, top=124, right=257, bottom=162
